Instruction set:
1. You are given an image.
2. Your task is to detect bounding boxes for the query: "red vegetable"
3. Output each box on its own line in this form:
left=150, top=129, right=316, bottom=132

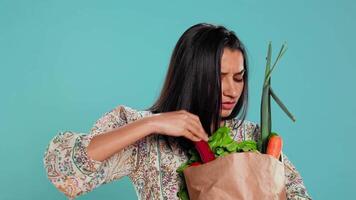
left=266, top=134, right=283, bottom=160
left=190, top=162, right=202, bottom=166
left=194, top=140, right=216, bottom=163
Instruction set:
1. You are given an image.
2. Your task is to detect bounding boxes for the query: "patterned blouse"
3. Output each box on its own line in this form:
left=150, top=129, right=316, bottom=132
left=43, top=104, right=312, bottom=200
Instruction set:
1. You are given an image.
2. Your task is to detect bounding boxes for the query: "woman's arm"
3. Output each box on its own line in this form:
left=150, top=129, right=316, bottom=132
left=282, top=153, right=313, bottom=200
left=43, top=105, right=154, bottom=199
left=251, top=123, right=312, bottom=200
left=87, top=114, right=154, bottom=162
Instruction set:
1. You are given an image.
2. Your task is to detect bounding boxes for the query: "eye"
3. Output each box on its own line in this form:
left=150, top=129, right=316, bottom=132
left=234, top=78, right=243, bottom=82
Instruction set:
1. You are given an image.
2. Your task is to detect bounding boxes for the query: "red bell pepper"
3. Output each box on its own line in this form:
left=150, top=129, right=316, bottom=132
left=194, top=140, right=215, bottom=163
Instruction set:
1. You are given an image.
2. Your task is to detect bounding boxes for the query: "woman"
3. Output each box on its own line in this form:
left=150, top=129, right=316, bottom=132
left=43, top=23, right=312, bottom=200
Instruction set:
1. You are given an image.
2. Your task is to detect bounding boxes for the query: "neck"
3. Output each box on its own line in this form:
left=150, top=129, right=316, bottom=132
left=210, top=120, right=226, bottom=133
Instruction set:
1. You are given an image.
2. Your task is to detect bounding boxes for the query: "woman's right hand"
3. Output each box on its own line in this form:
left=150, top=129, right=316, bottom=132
left=147, top=110, right=209, bottom=142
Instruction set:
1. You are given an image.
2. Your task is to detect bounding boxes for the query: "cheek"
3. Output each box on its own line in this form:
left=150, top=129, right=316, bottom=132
left=236, top=83, right=244, bottom=95
left=239, top=82, right=245, bottom=91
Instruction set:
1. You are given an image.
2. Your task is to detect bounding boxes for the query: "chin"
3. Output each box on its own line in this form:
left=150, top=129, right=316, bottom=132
left=220, top=109, right=232, bottom=117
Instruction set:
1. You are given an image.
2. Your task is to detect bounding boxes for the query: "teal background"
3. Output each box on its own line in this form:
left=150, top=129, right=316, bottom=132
left=0, top=0, right=354, bottom=199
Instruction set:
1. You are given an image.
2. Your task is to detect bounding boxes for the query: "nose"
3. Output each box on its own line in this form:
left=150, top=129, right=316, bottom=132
left=223, top=79, right=239, bottom=98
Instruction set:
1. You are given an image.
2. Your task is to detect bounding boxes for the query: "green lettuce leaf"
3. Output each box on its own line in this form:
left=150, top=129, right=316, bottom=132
left=208, top=126, right=258, bottom=157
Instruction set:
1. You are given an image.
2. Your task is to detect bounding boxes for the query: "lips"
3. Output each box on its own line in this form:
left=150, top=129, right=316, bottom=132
left=222, top=101, right=236, bottom=104
left=222, top=101, right=236, bottom=110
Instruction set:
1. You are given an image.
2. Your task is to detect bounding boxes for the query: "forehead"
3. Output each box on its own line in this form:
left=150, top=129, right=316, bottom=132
left=221, top=48, right=244, bottom=72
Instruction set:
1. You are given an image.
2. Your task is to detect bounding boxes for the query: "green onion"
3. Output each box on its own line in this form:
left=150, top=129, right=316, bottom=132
left=257, top=41, right=296, bottom=153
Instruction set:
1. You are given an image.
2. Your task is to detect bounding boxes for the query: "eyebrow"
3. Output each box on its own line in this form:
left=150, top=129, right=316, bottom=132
left=221, top=69, right=245, bottom=76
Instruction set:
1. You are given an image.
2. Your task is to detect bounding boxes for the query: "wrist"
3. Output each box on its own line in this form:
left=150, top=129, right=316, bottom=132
left=142, top=114, right=161, bottom=134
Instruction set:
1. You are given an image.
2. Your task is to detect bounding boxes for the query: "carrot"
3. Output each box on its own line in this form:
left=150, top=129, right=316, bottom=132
left=266, top=133, right=283, bottom=160
left=194, top=140, right=216, bottom=163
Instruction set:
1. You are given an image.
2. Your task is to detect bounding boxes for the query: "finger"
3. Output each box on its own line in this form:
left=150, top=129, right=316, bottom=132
left=183, top=112, right=209, bottom=140
left=183, top=130, right=201, bottom=142
left=186, top=114, right=209, bottom=140
left=186, top=120, right=209, bottom=141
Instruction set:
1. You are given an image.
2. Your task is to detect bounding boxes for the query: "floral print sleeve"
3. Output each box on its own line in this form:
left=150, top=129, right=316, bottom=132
left=250, top=123, right=312, bottom=200
left=43, top=105, right=144, bottom=199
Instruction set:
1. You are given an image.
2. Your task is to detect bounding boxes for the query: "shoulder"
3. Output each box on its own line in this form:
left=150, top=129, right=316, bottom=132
left=232, top=118, right=259, bottom=131
left=108, top=104, right=152, bottom=122
left=231, top=118, right=260, bottom=141
left=91, top=104, right=149, bottom=132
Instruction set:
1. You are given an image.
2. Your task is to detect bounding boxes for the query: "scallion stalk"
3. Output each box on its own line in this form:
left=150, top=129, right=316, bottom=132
left=258, top=41, right=296, bottom=153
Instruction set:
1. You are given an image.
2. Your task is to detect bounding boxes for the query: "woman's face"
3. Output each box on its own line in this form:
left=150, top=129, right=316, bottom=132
left=220, top=47, right=245, bottom=118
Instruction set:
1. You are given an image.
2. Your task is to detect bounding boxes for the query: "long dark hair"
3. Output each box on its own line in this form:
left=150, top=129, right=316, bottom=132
left=144, top=23, right=249, bottom=149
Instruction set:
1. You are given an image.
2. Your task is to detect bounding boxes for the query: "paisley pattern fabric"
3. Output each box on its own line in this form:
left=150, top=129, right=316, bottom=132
left=43, top=104, right=312, bottom=200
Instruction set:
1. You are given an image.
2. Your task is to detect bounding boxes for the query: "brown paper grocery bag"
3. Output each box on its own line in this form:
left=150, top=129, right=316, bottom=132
left=183, top=152, right=286, bottom=200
